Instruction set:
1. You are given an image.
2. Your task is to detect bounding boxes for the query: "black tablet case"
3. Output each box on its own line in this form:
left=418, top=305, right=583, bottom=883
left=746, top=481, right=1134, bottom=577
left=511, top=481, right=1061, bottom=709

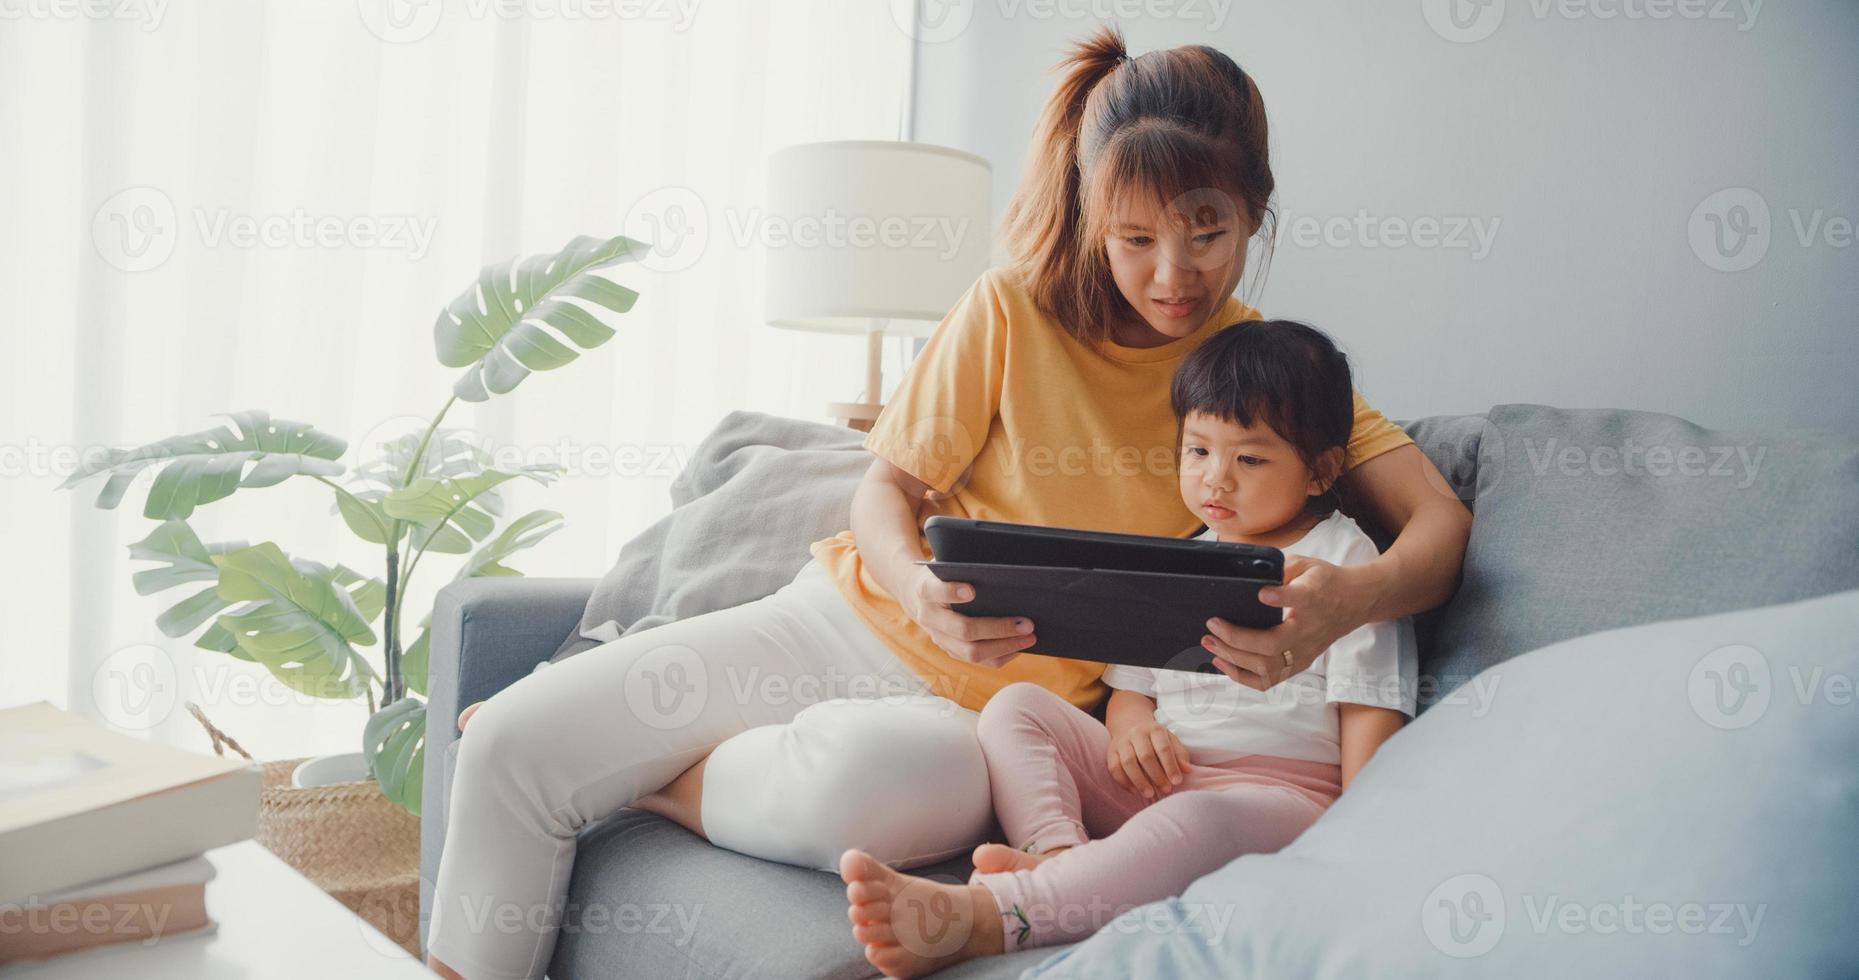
left=919, top=520, right=1285, bottom=671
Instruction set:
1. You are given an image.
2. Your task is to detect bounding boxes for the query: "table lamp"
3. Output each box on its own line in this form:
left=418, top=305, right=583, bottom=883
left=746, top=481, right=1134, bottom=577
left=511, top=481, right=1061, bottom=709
left=763, top=140, right=992, bottom=431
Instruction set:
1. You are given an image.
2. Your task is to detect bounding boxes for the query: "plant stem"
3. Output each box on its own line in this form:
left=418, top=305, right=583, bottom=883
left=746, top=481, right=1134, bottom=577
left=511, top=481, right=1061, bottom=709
left=383, top=546, right=403, bottom=705
left=381, top=394, right=458, bottom=706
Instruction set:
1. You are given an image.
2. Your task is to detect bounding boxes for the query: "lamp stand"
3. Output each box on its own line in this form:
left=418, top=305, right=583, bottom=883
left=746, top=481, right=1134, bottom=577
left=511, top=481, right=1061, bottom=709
left=828, top=321, right=887, bottom=432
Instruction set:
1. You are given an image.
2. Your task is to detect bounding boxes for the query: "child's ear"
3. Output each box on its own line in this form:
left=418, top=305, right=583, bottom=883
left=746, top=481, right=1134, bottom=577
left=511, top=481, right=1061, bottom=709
left=1306, top=447, right=1346, bottom=497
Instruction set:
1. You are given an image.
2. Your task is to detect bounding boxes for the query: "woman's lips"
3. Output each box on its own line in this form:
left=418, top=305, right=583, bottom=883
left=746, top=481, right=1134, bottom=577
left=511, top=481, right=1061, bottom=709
left=1154, top=297, right=1200, bottom=319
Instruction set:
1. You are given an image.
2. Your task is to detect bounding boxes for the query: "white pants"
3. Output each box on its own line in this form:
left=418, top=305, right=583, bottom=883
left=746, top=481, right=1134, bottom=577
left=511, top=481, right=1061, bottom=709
left=426, top=558, right=994, bottom=980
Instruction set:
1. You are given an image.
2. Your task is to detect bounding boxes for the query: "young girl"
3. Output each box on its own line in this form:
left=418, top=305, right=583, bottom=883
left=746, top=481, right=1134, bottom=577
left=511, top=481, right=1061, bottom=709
left=839, top=321, right=1418, bottom=977
left=429, top=24, right=1468, bottom=980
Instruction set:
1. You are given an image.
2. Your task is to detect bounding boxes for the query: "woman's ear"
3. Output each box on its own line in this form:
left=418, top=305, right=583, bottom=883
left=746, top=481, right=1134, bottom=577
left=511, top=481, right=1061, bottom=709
left=1306, top=446, right=1346, bottom=497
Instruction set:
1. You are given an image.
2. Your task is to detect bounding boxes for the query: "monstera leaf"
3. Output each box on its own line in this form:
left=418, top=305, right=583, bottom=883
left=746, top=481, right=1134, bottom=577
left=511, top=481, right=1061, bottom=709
left=210, top=543, right=379, bottom=700
left=60, top=411, right=347, bottom=519
left=457, top=509, right=564, bottom=579
left=335, top=429, right=499, bottom=546
left=128, top=521, right=251, bottom=642
left=383, top=468, right=558, bottom=555
left=434, top=233, right=643, bottom=402
left=364, top=696, right=424, bottom=816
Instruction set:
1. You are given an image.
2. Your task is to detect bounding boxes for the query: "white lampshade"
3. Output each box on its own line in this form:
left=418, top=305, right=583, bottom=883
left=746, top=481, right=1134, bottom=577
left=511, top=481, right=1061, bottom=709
left=763, top=140, right=992, bottom=339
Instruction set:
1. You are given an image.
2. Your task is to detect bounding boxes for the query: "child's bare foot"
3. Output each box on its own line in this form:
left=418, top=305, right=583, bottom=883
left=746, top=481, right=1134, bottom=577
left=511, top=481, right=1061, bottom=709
left=969, top=842, right=1061, bottom=876
left=840, top=849, right=1004, bottom=978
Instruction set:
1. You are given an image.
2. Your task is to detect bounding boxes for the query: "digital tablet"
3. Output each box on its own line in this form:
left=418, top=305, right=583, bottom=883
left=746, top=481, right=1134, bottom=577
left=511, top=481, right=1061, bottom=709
left=921, top=517, right=1284, bottom=671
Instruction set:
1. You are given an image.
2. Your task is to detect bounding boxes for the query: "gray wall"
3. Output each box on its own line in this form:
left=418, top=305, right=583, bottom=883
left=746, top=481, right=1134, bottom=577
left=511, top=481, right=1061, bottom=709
left=909, top=1, right=1858, bottom=433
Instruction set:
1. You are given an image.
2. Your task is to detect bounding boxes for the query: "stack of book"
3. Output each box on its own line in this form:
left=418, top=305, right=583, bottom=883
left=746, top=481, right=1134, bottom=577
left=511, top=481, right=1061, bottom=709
left=0, top=701, right=261, bottom=966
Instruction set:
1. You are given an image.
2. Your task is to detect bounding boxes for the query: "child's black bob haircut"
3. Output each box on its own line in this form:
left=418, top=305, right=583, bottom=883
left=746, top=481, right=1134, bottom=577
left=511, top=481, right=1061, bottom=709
left=1170, top=319, right=1354, bottom=505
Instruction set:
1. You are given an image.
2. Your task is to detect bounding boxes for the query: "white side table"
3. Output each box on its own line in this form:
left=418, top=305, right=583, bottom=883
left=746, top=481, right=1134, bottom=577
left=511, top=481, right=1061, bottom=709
left=4, top=839, right=433, bottom=978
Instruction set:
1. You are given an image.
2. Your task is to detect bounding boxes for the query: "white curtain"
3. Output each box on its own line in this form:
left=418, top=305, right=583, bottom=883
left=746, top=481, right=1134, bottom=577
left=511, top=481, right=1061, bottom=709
left=0, top=1, right=915, bottom=759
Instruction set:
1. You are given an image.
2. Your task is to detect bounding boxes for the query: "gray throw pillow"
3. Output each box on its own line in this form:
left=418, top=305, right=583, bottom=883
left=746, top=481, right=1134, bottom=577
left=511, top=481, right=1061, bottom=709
left=551, top=410, right=869, bottom=662
left=1420, top=403, right=1859, bottom=705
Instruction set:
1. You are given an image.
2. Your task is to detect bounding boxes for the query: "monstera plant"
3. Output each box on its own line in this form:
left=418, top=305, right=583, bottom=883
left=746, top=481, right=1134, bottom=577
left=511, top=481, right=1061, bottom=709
left=60, top=233, right=644, bottom=815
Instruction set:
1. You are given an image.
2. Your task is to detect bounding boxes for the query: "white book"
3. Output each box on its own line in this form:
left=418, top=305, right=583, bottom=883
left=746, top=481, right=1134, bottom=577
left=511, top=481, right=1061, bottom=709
left=0, top=702, right=260, bottom=904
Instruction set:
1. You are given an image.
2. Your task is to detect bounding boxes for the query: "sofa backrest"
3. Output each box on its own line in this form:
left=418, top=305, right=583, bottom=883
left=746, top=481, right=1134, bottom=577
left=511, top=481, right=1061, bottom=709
left=1406, top=403, right=1859, bottom=710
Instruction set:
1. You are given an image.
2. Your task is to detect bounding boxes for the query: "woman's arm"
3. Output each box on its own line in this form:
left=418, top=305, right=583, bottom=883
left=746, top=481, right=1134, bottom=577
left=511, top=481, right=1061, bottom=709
left=1332, top=443, right=1474, bottom=623
left=1337, top=703, right=1406, bottom=790
left=1205, top=444, right=1471, bottom=689
left=849, top=457, right=1036, bottom=666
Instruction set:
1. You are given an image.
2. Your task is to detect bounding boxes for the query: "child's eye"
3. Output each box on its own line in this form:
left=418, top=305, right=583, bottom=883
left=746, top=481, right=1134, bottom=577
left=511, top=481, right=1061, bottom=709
left=1236, top=455, right=1265, bottom=466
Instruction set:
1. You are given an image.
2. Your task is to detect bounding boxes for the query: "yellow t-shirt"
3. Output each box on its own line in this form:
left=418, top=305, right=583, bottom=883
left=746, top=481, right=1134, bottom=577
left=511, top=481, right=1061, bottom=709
left=808, top=266, right=1413, bottom=715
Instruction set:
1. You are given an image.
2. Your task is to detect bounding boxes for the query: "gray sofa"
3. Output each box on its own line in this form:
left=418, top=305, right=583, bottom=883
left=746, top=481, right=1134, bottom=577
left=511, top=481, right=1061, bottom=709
left=417, top=404, right=1859, bottom=979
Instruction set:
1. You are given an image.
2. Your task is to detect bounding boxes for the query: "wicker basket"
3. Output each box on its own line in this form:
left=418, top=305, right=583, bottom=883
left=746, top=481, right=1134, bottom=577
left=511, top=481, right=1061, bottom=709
left=188, top=702, right=423, bottom=959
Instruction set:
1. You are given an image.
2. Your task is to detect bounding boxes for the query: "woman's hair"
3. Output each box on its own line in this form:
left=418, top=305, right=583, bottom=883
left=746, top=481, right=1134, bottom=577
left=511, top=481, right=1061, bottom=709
left=1001, top=24, right=1274, bottom=355
left=1171, top=320, right=1353, bottom=512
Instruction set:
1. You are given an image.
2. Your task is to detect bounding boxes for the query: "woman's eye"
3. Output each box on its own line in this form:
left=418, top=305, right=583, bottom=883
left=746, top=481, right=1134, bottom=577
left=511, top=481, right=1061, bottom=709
left=1183, top=447, right=1208, bottom=458
left=1194, top=231, right=1227, bottom=244
left=1126, top=236, right=1153, bottom=247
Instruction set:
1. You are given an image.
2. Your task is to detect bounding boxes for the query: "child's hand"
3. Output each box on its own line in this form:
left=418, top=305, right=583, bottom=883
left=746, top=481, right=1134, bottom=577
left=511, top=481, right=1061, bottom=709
left=1106, top=719, right=1192, bottom=799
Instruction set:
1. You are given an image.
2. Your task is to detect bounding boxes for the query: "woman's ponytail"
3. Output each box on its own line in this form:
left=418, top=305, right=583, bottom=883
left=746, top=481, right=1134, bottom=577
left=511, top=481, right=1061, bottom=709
left=1000, top=25, right=1129, bottom=335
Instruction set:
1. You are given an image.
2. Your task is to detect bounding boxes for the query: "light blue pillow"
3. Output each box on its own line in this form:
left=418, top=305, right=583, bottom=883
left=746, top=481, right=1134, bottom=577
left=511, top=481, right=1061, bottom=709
left=1022, top=589, right=1859, bottom=979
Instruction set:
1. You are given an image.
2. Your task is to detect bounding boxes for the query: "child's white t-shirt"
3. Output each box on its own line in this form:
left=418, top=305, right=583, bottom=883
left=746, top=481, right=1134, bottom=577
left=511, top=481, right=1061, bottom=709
left=1101, top=512, right=1417, bottom=767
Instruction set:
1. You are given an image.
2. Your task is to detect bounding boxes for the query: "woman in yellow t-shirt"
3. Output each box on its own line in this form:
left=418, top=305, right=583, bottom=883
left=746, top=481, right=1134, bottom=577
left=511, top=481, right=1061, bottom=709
left=426, top=25, right=1470, bottom=980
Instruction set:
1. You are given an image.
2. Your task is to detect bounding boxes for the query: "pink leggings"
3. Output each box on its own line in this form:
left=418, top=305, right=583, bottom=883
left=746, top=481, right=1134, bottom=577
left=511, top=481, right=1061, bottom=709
left=973, top=682, right=1342, bottom=950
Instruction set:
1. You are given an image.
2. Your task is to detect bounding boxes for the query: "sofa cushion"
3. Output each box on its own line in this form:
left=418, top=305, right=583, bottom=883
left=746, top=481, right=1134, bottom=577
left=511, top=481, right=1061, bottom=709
left=1019, top=588, right=1859, bottom=979
left=549, top=809, right=1066, bottom=979
left=1420, top=403, right=1859, bottom=705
